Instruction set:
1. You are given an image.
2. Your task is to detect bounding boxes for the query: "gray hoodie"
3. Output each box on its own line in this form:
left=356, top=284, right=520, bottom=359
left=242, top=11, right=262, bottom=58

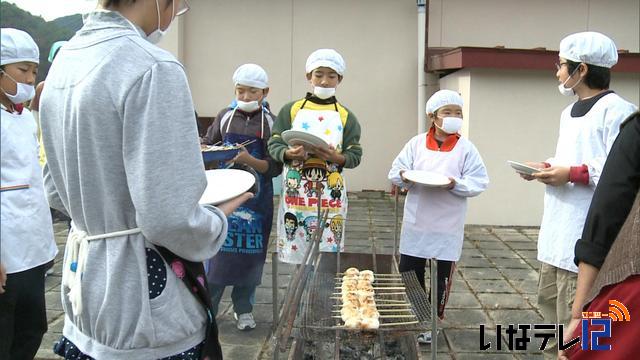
left=40, top=11, right=227, bottom=359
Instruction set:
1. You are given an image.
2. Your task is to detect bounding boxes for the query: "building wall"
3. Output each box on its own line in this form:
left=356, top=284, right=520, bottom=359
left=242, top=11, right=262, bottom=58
left=441, top=68, right=640, bottom=226
left=171, top=0, right=420, bottom=192
left=158, top=1, right=640, bottom=225
left=428, top=0, right=640, bottom=52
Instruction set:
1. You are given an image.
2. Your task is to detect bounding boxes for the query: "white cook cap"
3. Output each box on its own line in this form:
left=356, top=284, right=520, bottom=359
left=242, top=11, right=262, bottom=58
left=305, top=49, right=346, bottom=76
left=1, top=28, right=40, bottom=66
left=232, top=63, right=269, bottom=89
left=559, top=31, right=618, bottom=68
left=425, top=90, right=464, bottom=114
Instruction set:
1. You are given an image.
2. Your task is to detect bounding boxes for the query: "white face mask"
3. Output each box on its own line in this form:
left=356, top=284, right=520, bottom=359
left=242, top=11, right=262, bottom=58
left=313, top=86, right=335, bottom=99
left=0, top=71, right=35, bottom=104
left=236, top=100, right=260, bottom=112
left=435, top=116, right=463, bottom=134
left=557, top=65, right=582, bottom=96
left=147, top=0, right=175, bottom=44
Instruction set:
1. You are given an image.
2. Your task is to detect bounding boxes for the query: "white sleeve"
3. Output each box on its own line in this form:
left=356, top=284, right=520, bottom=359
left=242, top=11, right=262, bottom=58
left=450, top=143, right=489, bottom=198
left=585, top=102, right=638, bottom=186
left=388, top=137, right=417, bottom=188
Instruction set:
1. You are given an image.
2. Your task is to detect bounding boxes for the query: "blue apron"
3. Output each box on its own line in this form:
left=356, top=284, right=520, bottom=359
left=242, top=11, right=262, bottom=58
left=206, top=130, right=273, bottom=286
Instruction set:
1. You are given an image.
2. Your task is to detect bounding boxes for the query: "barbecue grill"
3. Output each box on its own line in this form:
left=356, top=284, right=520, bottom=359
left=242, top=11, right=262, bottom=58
left=271, top=186, right=439, bottom=359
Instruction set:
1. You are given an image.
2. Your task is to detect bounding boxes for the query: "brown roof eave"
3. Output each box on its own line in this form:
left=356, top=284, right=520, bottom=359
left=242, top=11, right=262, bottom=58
left=427, top=46, right=640, bottom=73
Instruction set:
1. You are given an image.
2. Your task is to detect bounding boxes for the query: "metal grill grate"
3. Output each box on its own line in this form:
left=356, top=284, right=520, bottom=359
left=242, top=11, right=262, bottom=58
left=294, top=253, right=432, bottom=343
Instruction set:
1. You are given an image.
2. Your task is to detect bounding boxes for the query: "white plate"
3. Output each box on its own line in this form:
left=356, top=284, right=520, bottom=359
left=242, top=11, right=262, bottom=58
left=402, top=170, right=451, bottom=187
left=199, top=169, right=255, bottom=205
left=507, top=161, right=542, bottom=176
left=282, top=129, right=329, bottom=149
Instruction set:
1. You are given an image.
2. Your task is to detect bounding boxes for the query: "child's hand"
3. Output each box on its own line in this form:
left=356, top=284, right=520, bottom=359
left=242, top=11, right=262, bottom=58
left=400, top=170, right=411, bottom=183
left=231, top=146, right=252, bottom=165
left=558, top=317, right=581, bottom=359
left=311, top=145, right=345, bottom=165
left=534, top=166, right=570, bottom=186
left=519, top=161, right=546, bottom=181
left=446, top=177, right=456, bottom=190
left=285, top=145, right=308, bottom=161
left=217, top=192, right=254, bottom=216
left=0, top=263, right=6, bottom=294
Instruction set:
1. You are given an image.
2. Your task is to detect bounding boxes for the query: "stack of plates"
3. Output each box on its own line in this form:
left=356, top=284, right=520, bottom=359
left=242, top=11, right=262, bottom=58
left=402, top=170, right=451, bottom=188
left=281, top=129, right=329, bottom=148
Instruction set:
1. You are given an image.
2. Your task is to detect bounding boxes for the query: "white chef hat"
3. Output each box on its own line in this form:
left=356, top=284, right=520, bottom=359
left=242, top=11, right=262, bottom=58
left=425, top=90, right=464, bottom=114
left=232, top=63, right=269, bottom=89
left=559, top=31, right=618, bottom=68
left=305, top=49, right=346, bottom=76
left=1, top=28, right=40, bottom=66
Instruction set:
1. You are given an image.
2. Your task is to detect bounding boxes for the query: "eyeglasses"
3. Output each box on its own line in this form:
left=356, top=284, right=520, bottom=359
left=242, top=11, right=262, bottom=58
left=555, top=62, right=568, bottom=71
left=175, top=0, right=190, bottom=16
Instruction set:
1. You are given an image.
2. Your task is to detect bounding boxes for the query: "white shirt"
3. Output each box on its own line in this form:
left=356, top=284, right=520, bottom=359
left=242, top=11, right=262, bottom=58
left=1, top=106, right=57, bottom=273
left=538, top=92, right=637, bottom=272
left=388, top=131, right=489, bottom=261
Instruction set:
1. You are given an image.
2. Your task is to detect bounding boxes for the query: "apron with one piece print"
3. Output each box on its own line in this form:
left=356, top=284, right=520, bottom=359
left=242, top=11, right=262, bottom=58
left=206, top=109, right=273, bottom=286
left=276, top=101, right=348, bottom=264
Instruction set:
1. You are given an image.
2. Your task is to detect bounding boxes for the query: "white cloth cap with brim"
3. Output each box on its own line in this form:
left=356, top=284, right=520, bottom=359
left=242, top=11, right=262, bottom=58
left=559, top=31, right=618, bottom=68
left=425, top=89, right=464, bottom=114
left=233, top=63, right=269, bottom=89
left=1, top=28, right=40, bottom=66
left=305, top=49, right=346, bottom=76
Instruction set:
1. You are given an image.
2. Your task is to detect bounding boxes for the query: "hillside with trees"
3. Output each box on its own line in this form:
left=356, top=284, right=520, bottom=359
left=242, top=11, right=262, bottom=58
left=1, top=1, right=83, bottom=81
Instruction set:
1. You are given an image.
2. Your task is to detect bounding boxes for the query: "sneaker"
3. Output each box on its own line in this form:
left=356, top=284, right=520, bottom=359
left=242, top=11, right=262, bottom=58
left=45, top=268, right=54, bottom=277
left=234, top=312, right=256, bottom=331
left=417, top=330, right=439, bottom=344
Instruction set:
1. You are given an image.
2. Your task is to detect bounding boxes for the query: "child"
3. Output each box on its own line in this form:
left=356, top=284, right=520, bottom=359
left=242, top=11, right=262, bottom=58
left=0, top=28, right=57, bottom=359
left=268, top=48, right=362, bottom=264
left=204, top=63, right=281, bottom=331
left=520, top=31, right=636, bottom=360
left=388, top=90, right=489, bottom=343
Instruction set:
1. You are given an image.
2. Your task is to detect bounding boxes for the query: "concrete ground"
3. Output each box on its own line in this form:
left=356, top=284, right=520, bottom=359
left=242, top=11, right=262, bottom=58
left=37, top=192, right=545, bottom=359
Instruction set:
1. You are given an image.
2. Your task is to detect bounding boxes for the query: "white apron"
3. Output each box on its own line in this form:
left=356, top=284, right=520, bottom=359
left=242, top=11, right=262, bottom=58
left=400, top=139, right=468, bottom=261
left=1, top=106, right=57, bottom=273
left=276, top=107, right=348, bottom=264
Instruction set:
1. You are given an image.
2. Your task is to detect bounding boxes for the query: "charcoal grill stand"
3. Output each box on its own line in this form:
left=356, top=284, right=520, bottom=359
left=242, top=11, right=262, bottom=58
left=394, top=187, right=438, bottom=360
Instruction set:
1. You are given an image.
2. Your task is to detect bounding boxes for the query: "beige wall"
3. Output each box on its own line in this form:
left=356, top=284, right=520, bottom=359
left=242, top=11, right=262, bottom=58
left=428, top=0, right=640, bottom=52
left=158, top=1, right=640, bottom=225
left=171, top=0, right=420, bottom=192
left=441, top=68, right=640, bottom=226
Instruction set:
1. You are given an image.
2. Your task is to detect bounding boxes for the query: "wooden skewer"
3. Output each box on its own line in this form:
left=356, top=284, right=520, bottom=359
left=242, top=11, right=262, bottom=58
left=336, top=273, right=401, bottom=277
left=331, top=320, right=419, bottom=329
left=335, top=287, right=406, bottom=290
left=333, top=315, right=416, bottom=319
left=379, top=320, right=420, bottom=327
left=332, top=299, right=409, bottom=305
left=332, top=309, right=413, bottom=313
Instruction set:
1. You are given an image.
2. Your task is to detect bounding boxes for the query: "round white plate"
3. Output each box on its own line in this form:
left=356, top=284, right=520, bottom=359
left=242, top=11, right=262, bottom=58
left=507, top=160, right=542, bottom=176
left=199, top=169, right=255, bottom=205
left=403, top=170, right=451, bottom=187
left=282, top=129, right=329, bottom=149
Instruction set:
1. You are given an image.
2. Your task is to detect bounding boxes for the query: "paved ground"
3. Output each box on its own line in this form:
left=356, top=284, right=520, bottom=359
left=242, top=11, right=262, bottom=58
left=37, top=192, right=545, bottom=359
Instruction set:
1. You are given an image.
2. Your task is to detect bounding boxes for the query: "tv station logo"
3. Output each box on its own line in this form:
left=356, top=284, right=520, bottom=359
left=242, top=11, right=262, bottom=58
left=479, top=299, right=631, bottom=352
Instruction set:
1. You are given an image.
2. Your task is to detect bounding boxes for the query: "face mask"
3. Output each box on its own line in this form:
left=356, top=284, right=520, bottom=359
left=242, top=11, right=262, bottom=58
left=557, top=65, right=582, bottom=96
left=313, top=86, right=335, bottom=99
left=236, top=100, right=260, bottom=112
left=0, top=71, right=35, bottom=104
left=147, top=0, right=175, bottom=44
left=435, top=116, right=463, bottom=134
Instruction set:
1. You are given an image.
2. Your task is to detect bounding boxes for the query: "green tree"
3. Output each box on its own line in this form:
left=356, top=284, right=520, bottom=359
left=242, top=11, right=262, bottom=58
left=1, top=2, right=82, bottom=82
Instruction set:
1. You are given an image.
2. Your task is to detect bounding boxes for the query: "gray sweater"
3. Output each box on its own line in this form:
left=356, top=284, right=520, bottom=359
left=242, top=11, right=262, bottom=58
left=40, top=11, right=227, bottom=358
